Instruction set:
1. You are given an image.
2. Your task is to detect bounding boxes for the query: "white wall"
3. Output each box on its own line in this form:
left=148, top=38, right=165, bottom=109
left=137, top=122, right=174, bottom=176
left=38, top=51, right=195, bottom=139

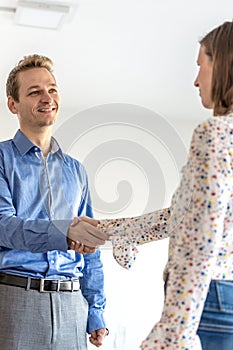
left=97, top=241, right=169, bottom=350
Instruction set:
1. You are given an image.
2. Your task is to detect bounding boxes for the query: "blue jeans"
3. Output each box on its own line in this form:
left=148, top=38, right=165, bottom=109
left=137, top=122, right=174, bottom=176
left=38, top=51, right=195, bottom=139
left=197, top=280, right=233, bottom=350
left=164, top=278, right=233, bottom=349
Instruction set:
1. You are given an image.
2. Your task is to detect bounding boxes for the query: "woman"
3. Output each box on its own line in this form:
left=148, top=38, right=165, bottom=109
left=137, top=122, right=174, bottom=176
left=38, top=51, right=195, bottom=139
left=80, top=21, right=233, bottom=349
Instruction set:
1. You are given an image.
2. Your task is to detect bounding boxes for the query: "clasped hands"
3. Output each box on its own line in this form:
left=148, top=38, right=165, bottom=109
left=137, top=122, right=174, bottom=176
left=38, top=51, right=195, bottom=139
left=67, top=216, right=108, bottom=254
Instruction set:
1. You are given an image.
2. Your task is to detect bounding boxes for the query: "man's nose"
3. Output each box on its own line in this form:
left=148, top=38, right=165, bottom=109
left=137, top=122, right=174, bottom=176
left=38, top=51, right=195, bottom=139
left=41, top=91, right=53, bottom=102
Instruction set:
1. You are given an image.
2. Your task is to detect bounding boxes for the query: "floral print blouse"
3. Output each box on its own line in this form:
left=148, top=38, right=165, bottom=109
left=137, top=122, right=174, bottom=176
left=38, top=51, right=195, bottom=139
left=98, top=114, right=233, bottom=349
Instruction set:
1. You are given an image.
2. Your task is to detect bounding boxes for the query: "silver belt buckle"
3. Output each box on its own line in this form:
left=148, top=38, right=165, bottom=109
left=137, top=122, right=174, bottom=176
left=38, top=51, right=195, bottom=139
left=39, top=278, right=60, bottom=293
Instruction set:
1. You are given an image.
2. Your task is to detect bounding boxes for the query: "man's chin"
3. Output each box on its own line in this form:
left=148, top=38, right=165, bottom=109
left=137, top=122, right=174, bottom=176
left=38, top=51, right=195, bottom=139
left=39, top=119, right=56, bottom=127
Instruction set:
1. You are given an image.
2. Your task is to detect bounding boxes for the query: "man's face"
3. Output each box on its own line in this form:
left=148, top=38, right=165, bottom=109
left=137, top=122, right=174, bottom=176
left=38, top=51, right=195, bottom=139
left=8, top=67, right=60, bottom=129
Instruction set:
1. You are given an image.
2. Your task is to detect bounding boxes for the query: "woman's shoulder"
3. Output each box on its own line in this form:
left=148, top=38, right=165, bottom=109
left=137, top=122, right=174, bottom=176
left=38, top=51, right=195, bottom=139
left=191, top=116, right=233, bottom=149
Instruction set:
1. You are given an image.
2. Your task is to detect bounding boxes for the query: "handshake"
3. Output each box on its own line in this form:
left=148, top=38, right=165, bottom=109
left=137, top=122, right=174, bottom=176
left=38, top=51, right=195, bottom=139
left=67, top=216, right=109, bottom=254
left=67, top=215, right=139, bottom=270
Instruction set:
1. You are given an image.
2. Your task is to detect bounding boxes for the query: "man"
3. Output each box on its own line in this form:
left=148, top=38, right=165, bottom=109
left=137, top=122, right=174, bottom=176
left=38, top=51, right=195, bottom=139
left=0, top=54, right=109, bottom=350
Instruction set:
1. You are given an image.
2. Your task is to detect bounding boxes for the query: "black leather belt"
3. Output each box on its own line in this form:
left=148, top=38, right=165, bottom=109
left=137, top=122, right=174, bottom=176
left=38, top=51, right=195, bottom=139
left=0, top=273, right=80, bottom=293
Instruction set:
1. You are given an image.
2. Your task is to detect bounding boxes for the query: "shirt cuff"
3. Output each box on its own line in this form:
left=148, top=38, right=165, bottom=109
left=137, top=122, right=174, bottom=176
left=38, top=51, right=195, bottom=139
left=48, top=220, right=72, bottom=251
left=87, top=309, right=107, bottom=334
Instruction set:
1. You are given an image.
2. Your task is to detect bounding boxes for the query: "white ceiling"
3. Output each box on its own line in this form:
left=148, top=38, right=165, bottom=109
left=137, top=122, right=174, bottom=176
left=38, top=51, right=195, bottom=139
left=0, top=0, right=232, bottom=140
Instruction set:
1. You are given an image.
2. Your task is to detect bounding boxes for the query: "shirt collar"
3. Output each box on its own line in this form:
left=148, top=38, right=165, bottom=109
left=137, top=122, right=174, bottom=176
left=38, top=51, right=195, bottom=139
left=13, top=129, right=64, bottom=159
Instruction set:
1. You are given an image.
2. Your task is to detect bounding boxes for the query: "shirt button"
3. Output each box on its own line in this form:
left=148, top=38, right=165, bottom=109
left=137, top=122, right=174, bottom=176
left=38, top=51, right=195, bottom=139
left=51, top=260, right=55, bottom=264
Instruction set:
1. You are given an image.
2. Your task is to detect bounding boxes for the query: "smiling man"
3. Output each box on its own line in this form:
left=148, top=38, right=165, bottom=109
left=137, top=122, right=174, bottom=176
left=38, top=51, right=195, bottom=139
left=0, top=54, right=109, bottom=350
left=7, top=61, right=60, bottom=154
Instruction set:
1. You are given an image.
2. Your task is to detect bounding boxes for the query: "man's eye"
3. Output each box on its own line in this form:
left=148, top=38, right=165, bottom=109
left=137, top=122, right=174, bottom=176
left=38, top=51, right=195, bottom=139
left=49, top=89, right=58, bottom=94
left=29, top=91, right=39, bottom=96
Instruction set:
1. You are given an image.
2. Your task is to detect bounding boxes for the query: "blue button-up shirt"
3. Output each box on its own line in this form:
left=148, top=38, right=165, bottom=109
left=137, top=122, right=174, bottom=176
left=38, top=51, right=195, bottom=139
left=0, top=130, right=106, bottom=332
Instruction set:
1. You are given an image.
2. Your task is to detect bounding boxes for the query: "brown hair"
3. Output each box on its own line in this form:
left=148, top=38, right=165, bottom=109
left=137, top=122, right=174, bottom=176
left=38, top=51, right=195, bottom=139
left=6, top=54, right=55, bottom=102
left=200, top=21, right=233, bottom=116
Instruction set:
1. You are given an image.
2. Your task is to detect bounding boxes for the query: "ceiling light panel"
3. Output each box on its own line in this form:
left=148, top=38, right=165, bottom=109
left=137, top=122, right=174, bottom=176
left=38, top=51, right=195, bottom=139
left=15, top=0, right=71, bottom=29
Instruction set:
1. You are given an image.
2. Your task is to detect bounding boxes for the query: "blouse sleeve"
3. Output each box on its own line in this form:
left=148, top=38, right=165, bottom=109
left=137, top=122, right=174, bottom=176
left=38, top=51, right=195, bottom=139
left=141, top=118, right=233, bottom=349
left=98, top=208, right=171, bottom=241
left=98, top=208, right=171, bottom=269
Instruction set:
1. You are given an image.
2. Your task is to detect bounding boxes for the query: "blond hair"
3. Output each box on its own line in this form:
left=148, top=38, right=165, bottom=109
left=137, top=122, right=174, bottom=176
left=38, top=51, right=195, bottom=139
left=6, top=54, right=55, bottom=102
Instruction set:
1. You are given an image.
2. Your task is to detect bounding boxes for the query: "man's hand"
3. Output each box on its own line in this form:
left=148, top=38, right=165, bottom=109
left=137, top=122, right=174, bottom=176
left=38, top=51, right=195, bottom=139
left=67, top=237, right=97, bottom=254
left=80, top=216, right=100, bottom=227
left=89, top=328, right=109, bottom=347
left=67, top=217, right=109, bottom=253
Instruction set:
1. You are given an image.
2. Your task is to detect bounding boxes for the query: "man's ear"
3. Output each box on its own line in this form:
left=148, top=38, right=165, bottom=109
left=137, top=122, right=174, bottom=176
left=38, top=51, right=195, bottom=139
left=7, top=96, right=18, bottom=114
